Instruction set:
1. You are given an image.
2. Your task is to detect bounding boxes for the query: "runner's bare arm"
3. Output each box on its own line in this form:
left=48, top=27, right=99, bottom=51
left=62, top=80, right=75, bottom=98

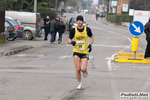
left=68, top=38, right=72, bottom=44
left=90, top=35, right=94, bottom=45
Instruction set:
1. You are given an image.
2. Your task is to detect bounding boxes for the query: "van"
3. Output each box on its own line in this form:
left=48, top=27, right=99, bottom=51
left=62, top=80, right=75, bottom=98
left=5, top=11, right=41, bottom=40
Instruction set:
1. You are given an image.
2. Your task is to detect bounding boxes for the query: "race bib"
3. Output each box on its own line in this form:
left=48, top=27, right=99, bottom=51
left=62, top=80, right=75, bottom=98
left=76, top=41, right=85, bottom=50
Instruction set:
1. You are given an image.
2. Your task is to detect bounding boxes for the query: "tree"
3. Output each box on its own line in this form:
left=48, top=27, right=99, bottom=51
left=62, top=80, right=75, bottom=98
left=130, top=0, right=150, bottom=10
left=4, top=0, right=25, bottom=10
left=81, top=0, right=93, bottom=9
left=0, top=0, right=68, bottom=11
left=65, top=0, right=77, bottom=7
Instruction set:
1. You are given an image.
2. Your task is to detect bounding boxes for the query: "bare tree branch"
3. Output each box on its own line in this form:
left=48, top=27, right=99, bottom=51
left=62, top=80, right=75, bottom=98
left=26, top=0, right=34, bottom=11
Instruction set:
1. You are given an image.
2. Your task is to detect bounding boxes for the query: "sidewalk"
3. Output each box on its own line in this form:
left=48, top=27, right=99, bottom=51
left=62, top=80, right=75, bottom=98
left=95, top=17, right=150, bottom=63
left=97, top=17, right=129, bottom=30
left=0, top=34, right=69, bottom=57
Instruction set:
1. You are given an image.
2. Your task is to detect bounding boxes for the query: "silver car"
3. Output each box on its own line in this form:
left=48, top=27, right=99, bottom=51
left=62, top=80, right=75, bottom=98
left=6, top=11, right=42, bottom=40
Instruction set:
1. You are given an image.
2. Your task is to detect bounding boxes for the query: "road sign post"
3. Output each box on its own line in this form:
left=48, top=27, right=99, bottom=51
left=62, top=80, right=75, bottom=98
left=129, top=21, right=144, bottom=59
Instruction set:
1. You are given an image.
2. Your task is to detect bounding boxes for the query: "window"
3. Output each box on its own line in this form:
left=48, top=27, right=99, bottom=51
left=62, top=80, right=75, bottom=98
left=5, top=21, right=10, bottom=27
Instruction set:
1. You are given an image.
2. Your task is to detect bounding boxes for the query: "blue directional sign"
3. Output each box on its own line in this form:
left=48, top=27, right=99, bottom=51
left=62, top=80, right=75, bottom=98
left=129, top=21, right=144, bottom=36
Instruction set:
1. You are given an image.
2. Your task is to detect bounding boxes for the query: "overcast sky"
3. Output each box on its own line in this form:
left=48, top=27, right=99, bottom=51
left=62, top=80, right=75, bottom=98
left=93, top=0, right=98, bottom=4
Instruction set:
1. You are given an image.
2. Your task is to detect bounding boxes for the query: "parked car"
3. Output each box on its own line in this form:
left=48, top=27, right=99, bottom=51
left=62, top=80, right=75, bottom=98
left=40, top=18, right=45, bottom=34
left=99, top=11, right=105, bottom=18
left=69, top=17, right=88, bottom=31
left=4, top=20, right=17, bottom=41
left=5, top=17, right=24, bottom=38
left=6, top=11, right=42, bottom=40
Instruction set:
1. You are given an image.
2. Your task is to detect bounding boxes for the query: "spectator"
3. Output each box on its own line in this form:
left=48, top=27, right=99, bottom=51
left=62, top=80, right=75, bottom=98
left=144, top=17, right=150, bottom=59
left=49, top=17, right=57, bottom=43
left=58, top=21, right=65, bottom=44
left=130, top=20, right=133, bottom=24
left=44, top=16, right=50, bottom=41
left=61, top=15, right=67, bottom=25
left=96, top=12, right=99, bottom=20
left=54, top=16, right=60, bottom=42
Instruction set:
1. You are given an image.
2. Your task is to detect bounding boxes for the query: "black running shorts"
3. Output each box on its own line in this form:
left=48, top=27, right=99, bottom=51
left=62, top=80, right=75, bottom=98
left=73, top=52, right=89, bottom=60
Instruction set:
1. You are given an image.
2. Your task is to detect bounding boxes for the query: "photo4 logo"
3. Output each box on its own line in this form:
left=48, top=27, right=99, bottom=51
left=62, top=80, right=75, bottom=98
left=120, top=92, right=149, bottom=99
left=136, top=12, right=149, bottom=17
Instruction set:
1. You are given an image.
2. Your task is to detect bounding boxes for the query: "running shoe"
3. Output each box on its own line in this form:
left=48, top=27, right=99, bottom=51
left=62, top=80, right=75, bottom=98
left=83, top=71, right=88, bottom=78
left=76, top=83, right=82, bottom=90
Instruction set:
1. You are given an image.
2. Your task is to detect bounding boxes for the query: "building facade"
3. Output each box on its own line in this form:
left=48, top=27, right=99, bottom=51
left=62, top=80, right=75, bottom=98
left=117, top=0, right=130, bottom=15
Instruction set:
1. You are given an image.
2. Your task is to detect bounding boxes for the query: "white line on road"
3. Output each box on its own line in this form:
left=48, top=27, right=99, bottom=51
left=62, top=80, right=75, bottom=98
left=59, top=55, right=72, bottom=59
left=59, top=55, right=93, bottom=59
left=0, top=65, right=48, bottom=67
left=93, top=44, right=130, bottom=48
left=66, top=44, right=130, bottom=48
left=140, top=82, right=150, bottom=92
left=111, top=80, right=120, bottom=100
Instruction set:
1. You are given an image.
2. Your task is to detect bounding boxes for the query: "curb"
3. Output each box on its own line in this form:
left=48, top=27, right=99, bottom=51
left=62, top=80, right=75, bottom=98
left=114, top=58, right=150, bottom=63
left=117, top=52, right=144, bottom=57
left=1, top=45, right=33, bottom=56
left=114, top=52, right=150, bottom=63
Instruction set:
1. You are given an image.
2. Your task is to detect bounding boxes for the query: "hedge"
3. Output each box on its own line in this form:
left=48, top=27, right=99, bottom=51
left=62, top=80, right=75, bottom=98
left=24, top=7, right=56, bottom=19
left=37, top=7, right=56, bottom=19
left=0, top=34, right=6, bottom=43
left=107, top=13, right=133, bottom=23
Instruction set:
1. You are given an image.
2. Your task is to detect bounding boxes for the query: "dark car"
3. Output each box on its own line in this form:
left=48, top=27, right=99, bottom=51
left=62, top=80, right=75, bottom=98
left=69, top=17, right=88, bottom=31
left=99, top=11, right=105, bottom=18
left=5, top=17, right=24, bottom=38
left=5, top=20, right=17, bottom=41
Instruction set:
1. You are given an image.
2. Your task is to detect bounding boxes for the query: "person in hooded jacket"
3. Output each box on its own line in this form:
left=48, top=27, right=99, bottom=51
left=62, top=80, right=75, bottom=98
left=49, top=17, right=57, bottom=43
left=144, top=17, right=150, bottom=59
left=58, top=21, right=65, bottom=44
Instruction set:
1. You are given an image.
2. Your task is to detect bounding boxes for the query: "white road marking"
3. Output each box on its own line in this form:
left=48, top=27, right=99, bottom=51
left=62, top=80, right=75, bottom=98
left=14, top=54, right=46, bottom=58
left=105, top=57, right=114, bottom=60
left=59, top=55, right=72, bottom=59
left=59, top=55, right=93, bottom=59
left=138, top=47, right=145, bottom=52
left=111, top=80, right=120, bottom=100
left=140, top=82, right=150, bottom=92
left=66, top=44, right=130, bottom=48
left=89, top=56, right=93, bottom=59
left=93, top=44, right=130, bottom=48
left=15, top=54, right=26, bottom=57
left=0, top=65, right=47, bottom=67
left=37, top=55, right=45, bottom=58
left=90, top=26, right=103, bottom=30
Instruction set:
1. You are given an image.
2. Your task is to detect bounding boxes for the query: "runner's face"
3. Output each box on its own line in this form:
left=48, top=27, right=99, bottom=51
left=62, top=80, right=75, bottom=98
left=77, top=20, right=83, bottom=27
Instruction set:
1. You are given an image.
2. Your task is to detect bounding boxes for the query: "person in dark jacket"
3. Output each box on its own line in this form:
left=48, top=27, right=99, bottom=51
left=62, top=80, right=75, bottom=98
left=54, top=17, right=60, bottom=42
left=58, top=21, right=65, bottom=44
left=96, top=12, right=99, bottom=20
left=49, top=17, right=57, bottom=43
left=144, top=18, right=150, bottom=59
left=44, top=16, right=50, bottom=41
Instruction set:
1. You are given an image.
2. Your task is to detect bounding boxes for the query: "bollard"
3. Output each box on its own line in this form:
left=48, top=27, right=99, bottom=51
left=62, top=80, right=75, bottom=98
left=132, top=37, right=139, bottom=59
left=132, top=37, right=139, bottom=51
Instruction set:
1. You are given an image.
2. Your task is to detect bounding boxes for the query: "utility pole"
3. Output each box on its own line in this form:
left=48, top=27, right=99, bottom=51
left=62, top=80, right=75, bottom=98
left=34, top=0, right=37, bottom=12
left=55, top=0, right=58, bottom=16
left=109, top=0, right=111, bottom=13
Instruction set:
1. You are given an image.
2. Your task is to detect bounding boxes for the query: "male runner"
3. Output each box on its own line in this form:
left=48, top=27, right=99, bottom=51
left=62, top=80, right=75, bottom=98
left=68, top=15, right=94, bottom=90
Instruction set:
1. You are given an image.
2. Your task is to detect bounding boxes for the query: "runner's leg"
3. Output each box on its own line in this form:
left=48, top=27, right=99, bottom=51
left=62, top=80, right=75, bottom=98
left=73, top=55, right=81, bottom=83
left=81, top=58, right=88, bottom=72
